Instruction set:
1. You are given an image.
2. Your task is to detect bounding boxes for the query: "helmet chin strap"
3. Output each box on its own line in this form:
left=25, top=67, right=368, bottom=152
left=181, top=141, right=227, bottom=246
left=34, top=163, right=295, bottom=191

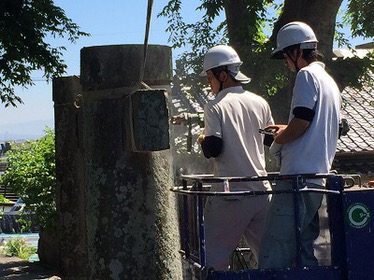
left=286, top=50, right=301, bottom=72
left=293, top=59, right=300, bottom=73
left=212, top=67, right=226, bottom=92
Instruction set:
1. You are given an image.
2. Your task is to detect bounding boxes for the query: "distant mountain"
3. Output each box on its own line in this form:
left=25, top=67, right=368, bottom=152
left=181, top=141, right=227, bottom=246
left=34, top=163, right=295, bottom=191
left=0, top=119, right=54, bottom=141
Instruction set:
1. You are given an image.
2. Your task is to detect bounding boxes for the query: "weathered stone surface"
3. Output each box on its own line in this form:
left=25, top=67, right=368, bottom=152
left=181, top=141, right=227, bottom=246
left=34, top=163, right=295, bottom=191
left=79, top=45, right=181, bottom=279
left=38, top=228, right=60, bottom=270
left=80, top=44, right=172, bottom=91
left=131, top=89, right=170, bottom=152
left=53, top=76, right=88, bottom=277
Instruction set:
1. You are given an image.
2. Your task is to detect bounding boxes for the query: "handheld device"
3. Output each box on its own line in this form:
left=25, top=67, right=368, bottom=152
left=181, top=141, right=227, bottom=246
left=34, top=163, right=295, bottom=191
left=258, top=128, right=275, bottom=136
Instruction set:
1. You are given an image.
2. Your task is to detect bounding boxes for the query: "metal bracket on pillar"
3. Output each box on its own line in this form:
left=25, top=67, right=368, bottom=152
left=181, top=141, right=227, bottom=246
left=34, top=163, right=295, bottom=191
left=130, top=89, right=170, bottom=152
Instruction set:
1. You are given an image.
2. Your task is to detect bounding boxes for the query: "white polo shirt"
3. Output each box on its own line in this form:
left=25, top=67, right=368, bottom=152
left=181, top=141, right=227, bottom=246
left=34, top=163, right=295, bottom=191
left=280, top=61, right=341, bottom=182
left=204, top=86, right=274, bottom=191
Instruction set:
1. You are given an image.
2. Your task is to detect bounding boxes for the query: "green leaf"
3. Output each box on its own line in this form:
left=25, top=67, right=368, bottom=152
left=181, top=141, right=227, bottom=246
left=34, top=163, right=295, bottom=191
left=0, top=128, right=57, bottom=230
left=0, top=0, right=89, bottom=106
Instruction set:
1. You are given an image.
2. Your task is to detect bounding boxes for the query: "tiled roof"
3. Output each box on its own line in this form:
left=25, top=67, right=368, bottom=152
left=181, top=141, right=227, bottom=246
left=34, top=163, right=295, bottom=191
left=333, top=48, right=371, bottom=59
left=337, top=78, right=374, bottom=154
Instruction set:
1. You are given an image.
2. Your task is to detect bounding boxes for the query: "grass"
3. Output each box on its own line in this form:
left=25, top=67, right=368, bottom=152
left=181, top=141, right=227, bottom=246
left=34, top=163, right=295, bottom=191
left=2, top=237, right=37, bottom=260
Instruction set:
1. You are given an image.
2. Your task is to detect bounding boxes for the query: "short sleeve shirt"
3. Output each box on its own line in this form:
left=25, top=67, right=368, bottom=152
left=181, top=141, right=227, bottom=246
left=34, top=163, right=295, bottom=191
left=204, top=86, right=274, bottom=191
left=280, top=62, right=341, bottom=181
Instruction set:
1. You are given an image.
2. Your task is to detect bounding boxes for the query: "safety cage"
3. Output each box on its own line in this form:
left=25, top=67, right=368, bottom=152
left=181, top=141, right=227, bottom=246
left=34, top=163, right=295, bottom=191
left=171, top=173, right=374, bottom=280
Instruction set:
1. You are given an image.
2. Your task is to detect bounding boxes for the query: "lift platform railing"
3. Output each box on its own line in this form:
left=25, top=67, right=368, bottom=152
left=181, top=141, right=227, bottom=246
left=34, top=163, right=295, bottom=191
left=171, top=173, right=359, bottom=279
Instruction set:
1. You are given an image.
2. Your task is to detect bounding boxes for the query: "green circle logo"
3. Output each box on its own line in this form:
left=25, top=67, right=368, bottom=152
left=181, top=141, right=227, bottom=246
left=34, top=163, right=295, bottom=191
left=346, top=203, right=371, bottom=229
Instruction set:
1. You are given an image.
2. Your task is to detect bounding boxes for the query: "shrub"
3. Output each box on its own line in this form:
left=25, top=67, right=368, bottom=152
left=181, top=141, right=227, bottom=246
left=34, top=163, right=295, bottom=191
left=0, top=128, right=56, bottom=230
left=2, top=237, right=37, bottom=260
left=0, top=194, right=10, bottom=202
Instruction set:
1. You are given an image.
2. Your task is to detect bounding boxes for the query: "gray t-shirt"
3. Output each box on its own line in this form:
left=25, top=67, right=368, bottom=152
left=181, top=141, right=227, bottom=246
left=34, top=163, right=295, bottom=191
left=204, top=86, right=274, bottom=191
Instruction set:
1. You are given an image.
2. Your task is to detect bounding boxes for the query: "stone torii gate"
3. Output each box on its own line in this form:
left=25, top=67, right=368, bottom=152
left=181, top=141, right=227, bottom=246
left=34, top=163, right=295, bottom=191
left=53, top=45, right=182, bottom=279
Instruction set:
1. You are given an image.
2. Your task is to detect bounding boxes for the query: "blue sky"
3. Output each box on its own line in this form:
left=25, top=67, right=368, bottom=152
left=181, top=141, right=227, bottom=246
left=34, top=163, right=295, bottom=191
left=0, top=1, right=370, bottom=141
left=0, top=1, right=176, bottom=140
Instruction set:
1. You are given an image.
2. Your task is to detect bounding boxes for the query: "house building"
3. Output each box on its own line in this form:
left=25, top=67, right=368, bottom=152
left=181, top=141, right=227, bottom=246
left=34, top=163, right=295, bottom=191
left=333, top=44, right=374, bottom=186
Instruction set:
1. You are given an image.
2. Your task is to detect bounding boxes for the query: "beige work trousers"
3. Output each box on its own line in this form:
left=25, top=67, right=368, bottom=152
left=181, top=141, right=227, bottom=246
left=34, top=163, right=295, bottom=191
left=204, top=193, right=271, bottom=271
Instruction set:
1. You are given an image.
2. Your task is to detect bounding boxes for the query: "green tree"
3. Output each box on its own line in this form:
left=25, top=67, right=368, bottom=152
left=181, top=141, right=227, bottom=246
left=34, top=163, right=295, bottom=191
left=0, top=0, right=89, bottom=107
left=0, top=128, right=56, bottom=230
left=347, top=0, right=374, bottom=38
left=159, top=0, right=374, bottom=121
left=0, top=194, right=11, bottom=215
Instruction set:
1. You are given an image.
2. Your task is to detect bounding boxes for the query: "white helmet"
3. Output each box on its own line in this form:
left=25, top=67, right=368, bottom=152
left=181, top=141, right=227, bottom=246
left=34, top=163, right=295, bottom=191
left=200, top=45, right=251, bottom=83
left=271, top=21, right=318, bottom=59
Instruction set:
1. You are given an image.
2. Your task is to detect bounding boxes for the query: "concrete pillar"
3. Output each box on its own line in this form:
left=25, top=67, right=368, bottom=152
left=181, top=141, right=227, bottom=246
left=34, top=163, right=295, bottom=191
left=80, top=45, right=181, bottom=279
left=53, top=76, right=88, bottom=277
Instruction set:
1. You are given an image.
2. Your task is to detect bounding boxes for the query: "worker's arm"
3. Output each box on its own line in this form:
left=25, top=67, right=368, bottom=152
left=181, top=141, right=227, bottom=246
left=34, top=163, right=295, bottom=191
left=272, top=118, right=310, bottom=144
left=199, top=104, right=222, bottom=158
left=198, top=134, right=223, bottom=158
left=265, top=106, right=314, bottom=144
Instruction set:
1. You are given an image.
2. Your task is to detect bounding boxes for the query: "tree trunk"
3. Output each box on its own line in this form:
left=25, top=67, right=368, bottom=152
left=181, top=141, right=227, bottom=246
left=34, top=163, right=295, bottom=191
left=224, top=0, right=253, bottom=55
left=271, top=0, right=343, bottom=60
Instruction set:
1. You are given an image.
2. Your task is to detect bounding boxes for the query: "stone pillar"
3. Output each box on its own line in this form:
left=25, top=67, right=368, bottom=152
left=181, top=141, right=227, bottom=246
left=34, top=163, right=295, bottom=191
left=53, top=76, right=88, bottom=276
left=80, top=45, right=181, bottom=279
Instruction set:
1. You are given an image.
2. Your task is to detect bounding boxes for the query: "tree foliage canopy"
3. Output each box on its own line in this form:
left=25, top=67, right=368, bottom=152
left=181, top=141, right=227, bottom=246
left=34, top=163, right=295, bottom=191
left=0, top=0, right=89, bottom=107
left=159, top=0, right=374, bottom=114
left=347, top=0, right=374, bottom=38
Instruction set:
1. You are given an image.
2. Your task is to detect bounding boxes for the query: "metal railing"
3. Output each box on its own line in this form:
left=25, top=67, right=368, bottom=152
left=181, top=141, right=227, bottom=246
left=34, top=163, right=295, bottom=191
left=171, top=172, right=360, bottom=279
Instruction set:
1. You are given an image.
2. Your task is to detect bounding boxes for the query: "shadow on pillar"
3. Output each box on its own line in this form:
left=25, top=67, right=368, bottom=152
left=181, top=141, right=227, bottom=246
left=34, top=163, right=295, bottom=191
left=53, top=76, right=87, bottom=277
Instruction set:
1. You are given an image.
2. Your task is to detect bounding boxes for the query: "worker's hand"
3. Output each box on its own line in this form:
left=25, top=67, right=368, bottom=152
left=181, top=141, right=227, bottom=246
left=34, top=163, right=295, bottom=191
left=170, top=113, right=186, bottom=125
left=197, top=134, right=205, bottom=144
left=265, top=124, right=287, bottom=138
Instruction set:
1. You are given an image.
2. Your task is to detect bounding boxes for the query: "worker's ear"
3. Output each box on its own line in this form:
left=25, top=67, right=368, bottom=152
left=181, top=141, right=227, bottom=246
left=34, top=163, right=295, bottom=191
left=219, top=70, right=229, bottom=82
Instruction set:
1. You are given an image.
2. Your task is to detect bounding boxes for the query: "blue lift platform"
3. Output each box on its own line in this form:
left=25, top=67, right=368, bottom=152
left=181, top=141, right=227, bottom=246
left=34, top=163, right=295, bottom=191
left=171, top=173, right=374, bottom=280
